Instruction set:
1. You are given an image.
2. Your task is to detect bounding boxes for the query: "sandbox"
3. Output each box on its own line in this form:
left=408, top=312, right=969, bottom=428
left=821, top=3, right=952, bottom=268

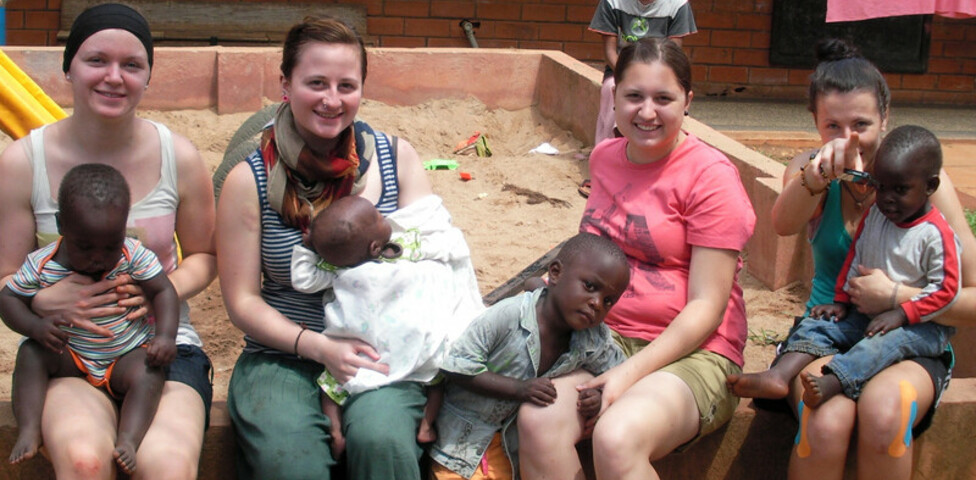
left=0, top=47, right=973, bottom=480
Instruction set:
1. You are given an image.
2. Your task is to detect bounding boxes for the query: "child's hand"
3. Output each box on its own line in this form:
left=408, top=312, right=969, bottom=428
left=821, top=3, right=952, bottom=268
left=146, top=336, right=177, bottom=367
left=577, top=388, right=602, bottom=419
left=30, top=314, right=72, bottom=352
left=866, top=309, right=908, bottom=337
left=810, top=303, right=847, bottom=321
left=519, top=378, right=557, bottom=406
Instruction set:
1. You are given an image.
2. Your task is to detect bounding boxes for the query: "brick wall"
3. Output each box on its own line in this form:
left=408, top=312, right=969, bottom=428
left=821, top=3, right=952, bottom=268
left=4, top=0, right=975, bottom=104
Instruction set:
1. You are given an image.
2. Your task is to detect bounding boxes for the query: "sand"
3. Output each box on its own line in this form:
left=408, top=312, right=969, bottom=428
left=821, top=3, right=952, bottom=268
left=0, top=98, right=808, bottom=400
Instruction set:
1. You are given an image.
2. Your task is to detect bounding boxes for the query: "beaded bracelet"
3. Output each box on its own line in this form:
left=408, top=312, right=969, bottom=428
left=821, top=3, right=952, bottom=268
left=890, top=284, right=901, bottom=310
left=798, top=164, right=824, bottom=196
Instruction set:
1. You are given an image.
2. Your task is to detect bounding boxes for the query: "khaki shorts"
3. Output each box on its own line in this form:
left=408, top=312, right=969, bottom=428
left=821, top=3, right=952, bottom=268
left=612, top=332, right=741, bottom=446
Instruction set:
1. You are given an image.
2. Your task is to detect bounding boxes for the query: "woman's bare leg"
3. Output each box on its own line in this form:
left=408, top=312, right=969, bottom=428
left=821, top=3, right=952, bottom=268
left=518, top=370, right=592, bottom=480
left=786, top=356, right=855, bottom=480
left=132, top=382, right=207, bottom=480
left=42, top=377, right=118, bottom=480
left=855, top=360, right=934, bottom=480
left=591, top=371, right=699, bottom=480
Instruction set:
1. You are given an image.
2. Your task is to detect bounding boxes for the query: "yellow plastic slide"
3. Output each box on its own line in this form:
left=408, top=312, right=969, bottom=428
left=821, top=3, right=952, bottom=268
left=0, top=49, right=66, bottom=139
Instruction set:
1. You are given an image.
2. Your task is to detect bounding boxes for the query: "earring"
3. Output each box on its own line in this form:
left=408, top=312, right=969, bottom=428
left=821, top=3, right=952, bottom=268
left=65, top=74, right=71, bottom=81
left=684, top=110, right=689, bottom=116
left=282, top=91, right=289, bottom=102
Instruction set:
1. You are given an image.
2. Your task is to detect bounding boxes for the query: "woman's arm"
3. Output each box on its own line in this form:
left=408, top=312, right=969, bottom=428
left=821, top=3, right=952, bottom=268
left=217, top=162, right=388, bottom=381
left=170, top=134, right=216, bottom=302
left=393, top=138, right=433, bottom=208
left=0, top=140, right=39, bottom=285
left=770, top=148, right=826, bottom=236
left=582, top=246, right=739, bottom=408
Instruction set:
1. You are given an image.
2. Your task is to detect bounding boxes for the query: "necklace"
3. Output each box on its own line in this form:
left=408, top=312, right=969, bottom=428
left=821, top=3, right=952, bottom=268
left=840, top=181, right=874, bottom=209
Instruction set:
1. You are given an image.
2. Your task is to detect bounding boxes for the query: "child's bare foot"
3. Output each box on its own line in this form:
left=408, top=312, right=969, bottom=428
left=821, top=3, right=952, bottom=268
left=727, top=372, right=790, bottom=399
left=417, top=419, right=437, bottom=444
left=801, top=372, right=843, bottom=407
left=9, top=429, right=42, bottom=464
left=114, top=442, right=137, bottom=475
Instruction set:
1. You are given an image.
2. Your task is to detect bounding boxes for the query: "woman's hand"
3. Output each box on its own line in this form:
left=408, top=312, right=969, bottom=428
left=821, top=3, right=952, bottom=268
left=577, top=362, right=640, bottom=416
left=816, top=132, right=867, bottom=180
left=31, top=273, right=148, bottom=337
left=313, top=334, right=390, bottom=384
left=847, top=265, right=899, bottom=316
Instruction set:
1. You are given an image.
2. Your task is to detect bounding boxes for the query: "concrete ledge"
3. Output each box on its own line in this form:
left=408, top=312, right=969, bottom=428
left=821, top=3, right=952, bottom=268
left=2, top=378, right=974, bottom=479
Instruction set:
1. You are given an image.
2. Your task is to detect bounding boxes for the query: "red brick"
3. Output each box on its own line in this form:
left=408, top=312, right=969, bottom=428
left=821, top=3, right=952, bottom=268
left=710, top=30, right=751, bottom=48
left=882, top=73, right=901, bottom=89
left=751, top=31, right=770, bottom=48
left=963, top=60, right=976, bottom=75
left=690, top=46, right=733, bottom=64
left=968, top=25, right=976, bottom=41
left=564, top=41, right=604, bottom=62
left=378, top=35, right=427, bottom=48
left=431, top=0, right=475, bottom=18
left=929, top=40, right=945, bottom=56
left=735, top=13, right=770, bottom=31
left=733, top=48, right=768, bottom=67
left=567, top=6, right=593, bottom=23
left=788, top=68, right=812, bottom=86
left=538, top=23, right=583, bottom=42
left=428, top=37, right=472, bottom=48
left=944, top=41, right=976, bottom=58
left=6, top=30, right=49, bottom=45
left=404, top=18, right=453, bottom=36
left=543, top=0, right=593, bottom=5
left=47, top=0, right=63, bottom=9
left=928, top=58, right=963, bottom=74
left=522, top=4, right=566, bottom=22
left=937, top=75, right=974, bottom=91
left=931, top=22, right=966, bottom=41
left=682, top=31, right=709, bottom=47
left=367, top=17, right=405, bottom=36
left=10, top=0, right=49, bottom=9
left=494, top=21, right=539, bottom=40
left=712, top=0, right=759, bottom=13
left=6, top=11, right=25, bottom=29
left=361, top=0, right=385, bottom=16
left=477, top=38, right=519, bottom=48
left=478, top=2, right=522, bottom=20
left=753, top=0, right=773, bottom=13
left=384, top=0, right=430, bottom=18
left=695, top=12, right=736, bottom=29
left=708, top=65, right=749, bottom=83
left=520, top=40, right=564, bottom=51
left=691, top=64, right=708, bottom=84
left=749, top=67, right=789, bottom=85
left=901, top=74, right=939, bottom=90
left=24, top=10, right=58, bottom=30
left=921, top=89, right=972, bottom=104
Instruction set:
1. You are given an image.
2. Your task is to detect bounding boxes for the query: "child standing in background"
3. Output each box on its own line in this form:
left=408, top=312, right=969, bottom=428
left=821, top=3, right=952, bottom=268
left=430, top=232, right=629, bottom=479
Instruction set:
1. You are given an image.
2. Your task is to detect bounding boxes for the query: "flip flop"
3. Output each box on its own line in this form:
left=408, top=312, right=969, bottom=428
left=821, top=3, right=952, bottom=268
left=578, top=179, right=591, bottom=198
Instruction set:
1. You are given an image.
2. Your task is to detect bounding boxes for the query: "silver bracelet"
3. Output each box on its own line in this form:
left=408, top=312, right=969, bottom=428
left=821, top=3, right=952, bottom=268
left=890, top=284, right=900, bottom=310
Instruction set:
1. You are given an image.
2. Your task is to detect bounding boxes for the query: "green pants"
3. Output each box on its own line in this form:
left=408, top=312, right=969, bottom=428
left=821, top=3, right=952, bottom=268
left=227, top=351, right=426, bottom=480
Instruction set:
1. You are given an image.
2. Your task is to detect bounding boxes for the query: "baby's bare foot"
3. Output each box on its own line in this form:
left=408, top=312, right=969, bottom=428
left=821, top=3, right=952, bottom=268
left=9, top=429, right=42, bottom=464
left=727, top=372, right=790, bottom=399
left=800, top=372, right=842, bottom=408
left=114, top=442, right=137, bottom=475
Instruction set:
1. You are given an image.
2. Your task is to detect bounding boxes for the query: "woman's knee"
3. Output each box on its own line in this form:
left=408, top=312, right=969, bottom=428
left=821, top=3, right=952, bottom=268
left=53, top=442, right=114, bottom=480
left=803, top=401, right=857, bottom=448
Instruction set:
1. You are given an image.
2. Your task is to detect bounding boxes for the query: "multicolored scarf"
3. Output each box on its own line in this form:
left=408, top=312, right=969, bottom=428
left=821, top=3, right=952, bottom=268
left=260, top=104, right=372, bottom=232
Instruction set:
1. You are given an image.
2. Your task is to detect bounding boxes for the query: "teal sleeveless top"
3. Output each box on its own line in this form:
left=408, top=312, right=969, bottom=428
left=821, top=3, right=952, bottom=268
left=806, top=180, right=852, bottom=314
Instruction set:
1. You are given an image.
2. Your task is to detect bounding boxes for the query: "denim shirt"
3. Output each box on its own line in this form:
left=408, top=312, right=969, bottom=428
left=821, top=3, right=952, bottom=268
left=430, top=288, right=626, bottom=478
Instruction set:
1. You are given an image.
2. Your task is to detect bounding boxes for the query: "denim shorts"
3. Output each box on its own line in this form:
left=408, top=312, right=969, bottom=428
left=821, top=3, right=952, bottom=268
left=167, top=344, right=214, bottom=428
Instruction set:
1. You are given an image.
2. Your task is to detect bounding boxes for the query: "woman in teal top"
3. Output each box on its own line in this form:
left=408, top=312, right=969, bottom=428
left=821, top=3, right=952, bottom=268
left=762, top=39, right=976, bottom=480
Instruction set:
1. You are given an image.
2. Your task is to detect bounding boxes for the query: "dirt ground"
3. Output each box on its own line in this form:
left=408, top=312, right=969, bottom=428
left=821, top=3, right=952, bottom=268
left=0, top=98, right=808, bottom=400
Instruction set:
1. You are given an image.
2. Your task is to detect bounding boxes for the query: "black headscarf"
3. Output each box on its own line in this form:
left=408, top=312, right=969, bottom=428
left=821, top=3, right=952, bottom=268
left=62, top=3, right=153, bottom=73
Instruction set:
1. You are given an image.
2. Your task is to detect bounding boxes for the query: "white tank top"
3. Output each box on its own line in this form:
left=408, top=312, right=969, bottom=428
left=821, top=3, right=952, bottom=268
left=26, top=121, right=202, bottom=347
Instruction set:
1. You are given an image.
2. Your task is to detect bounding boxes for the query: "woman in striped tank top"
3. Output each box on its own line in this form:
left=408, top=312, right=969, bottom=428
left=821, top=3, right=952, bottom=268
left=216, top=16, right=436, bottom=480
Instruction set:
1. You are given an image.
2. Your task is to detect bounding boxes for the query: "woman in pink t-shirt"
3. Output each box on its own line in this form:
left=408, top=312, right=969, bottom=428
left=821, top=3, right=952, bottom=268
left=518, top=37, right=756, bottom=479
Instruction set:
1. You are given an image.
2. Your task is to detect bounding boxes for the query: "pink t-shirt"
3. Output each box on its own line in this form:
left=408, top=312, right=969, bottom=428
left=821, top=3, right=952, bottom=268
left=580, top=134, right=756, bottom=366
